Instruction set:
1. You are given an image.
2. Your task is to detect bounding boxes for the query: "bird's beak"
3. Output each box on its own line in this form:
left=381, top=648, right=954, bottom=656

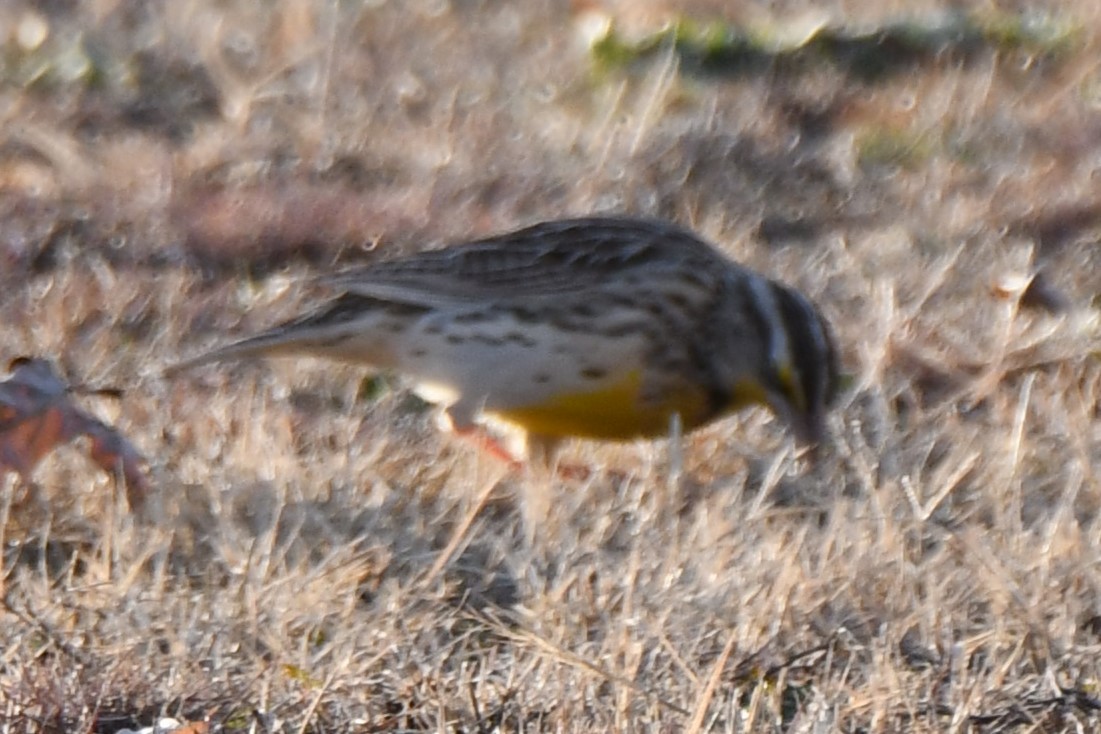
left=791, top=407, right=827, bottom=449
left=767, top=393, right=828, bottom=453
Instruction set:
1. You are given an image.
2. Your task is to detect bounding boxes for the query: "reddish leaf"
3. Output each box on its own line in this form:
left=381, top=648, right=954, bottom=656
left=0, top=357, right=148, bottom=510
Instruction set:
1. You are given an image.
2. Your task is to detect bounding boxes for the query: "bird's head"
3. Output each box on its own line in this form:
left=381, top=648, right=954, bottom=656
left=761, top=281, right=840, bottom=448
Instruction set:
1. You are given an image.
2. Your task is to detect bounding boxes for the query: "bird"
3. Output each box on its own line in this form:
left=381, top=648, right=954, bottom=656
left=167, top=216, right=841, bottom=465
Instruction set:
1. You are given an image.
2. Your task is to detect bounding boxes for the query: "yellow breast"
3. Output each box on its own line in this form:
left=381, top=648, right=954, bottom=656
left=491, top=370, right=763, bottom=441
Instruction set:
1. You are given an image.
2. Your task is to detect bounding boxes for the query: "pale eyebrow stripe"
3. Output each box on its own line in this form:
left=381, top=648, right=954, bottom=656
left=745, top=273, right=791, bottom=374
left=773, top=283, right=835, bottom=411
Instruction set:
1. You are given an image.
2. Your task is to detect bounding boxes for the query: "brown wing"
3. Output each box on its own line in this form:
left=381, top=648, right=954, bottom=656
left=322, top=217, right=733, bottom=308
left=165, top=217, right=737, bottom=375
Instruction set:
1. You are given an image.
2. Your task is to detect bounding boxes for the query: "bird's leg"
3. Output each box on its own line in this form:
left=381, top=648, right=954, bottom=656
left=439, top=408, right=591, bottom=479
left=438, top=408, right=524, bottom=470
left=456, top=427, right=524, bottom=469
left=528, top=433, right=605, bottom=482
left=444, top=420, right=590, bottom=480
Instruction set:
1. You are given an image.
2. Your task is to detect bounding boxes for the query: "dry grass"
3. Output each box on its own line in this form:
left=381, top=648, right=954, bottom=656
left=3, top=0, right=1101, bottom=731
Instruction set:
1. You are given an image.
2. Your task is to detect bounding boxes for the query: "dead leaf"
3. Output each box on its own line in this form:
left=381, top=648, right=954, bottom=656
left=0, top=357, right=148, bottom=509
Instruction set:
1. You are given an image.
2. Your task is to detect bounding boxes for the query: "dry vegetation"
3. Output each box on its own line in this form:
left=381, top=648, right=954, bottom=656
left=3, top=0, right=1101, bottom=731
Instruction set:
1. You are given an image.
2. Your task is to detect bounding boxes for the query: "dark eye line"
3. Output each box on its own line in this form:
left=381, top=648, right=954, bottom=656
left=772, top=282, right=830, bottom=414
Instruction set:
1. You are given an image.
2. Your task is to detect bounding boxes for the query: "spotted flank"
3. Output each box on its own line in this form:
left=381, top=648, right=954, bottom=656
left=168, top=216, right=840, bottom=462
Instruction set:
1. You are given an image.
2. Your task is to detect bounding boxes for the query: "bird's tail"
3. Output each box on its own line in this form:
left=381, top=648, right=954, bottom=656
left=164, top=293, right=408, bottom=378
left=162, top=329, right=313, bottom=377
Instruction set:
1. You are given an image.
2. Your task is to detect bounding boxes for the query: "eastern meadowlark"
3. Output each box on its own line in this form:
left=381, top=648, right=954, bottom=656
left=168, top=216, right=840, bottom=463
